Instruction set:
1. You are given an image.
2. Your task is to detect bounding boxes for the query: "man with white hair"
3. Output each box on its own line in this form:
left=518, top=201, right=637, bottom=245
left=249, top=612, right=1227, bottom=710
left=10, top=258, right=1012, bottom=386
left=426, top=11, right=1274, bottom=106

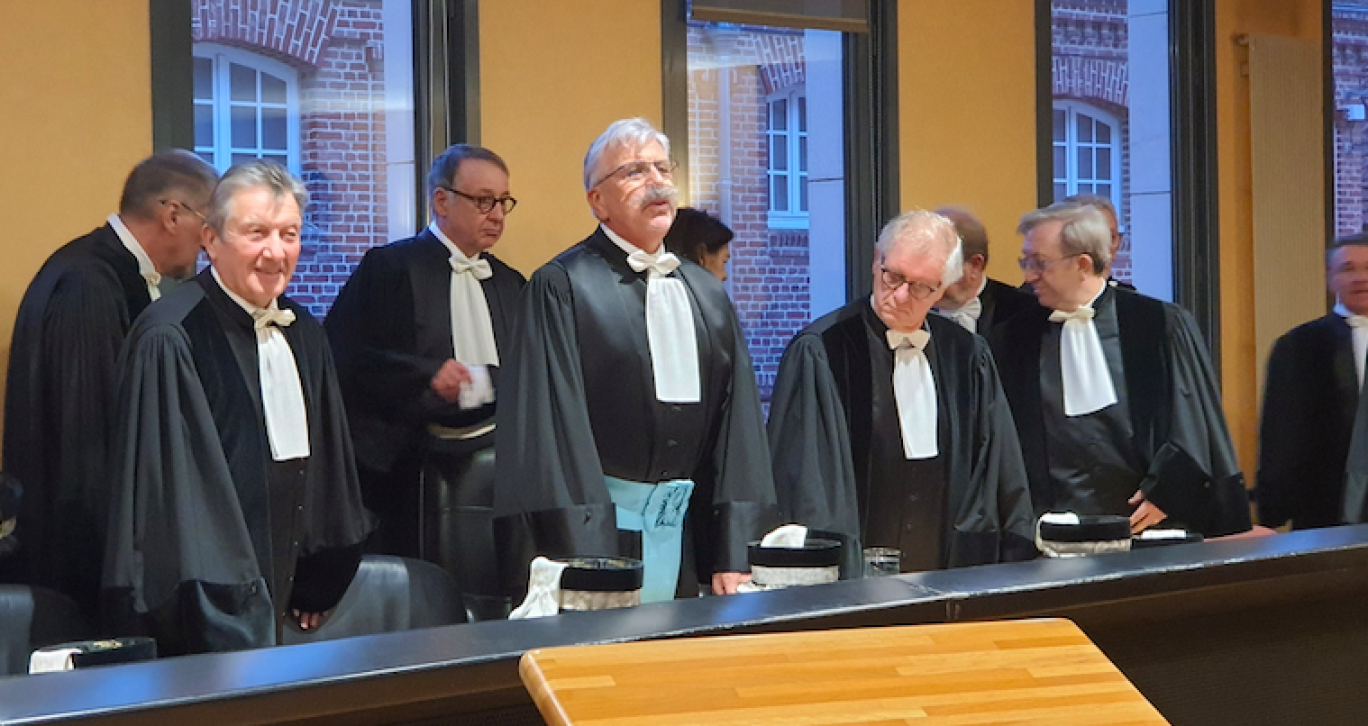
left=931, top=206, right=1036, bottom=338
left=991, top=201, right=1250, bottom=537
left=493, top=118, right=775, bottom=602
left=103, top=161, right=373, bottom=654
left=768, top=210, right=1036, bottom=575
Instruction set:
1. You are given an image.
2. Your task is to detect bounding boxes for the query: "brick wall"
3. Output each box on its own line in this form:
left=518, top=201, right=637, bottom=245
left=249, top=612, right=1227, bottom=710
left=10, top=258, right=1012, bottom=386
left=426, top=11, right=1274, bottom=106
left=1334, top=6, right=1368, bottom=237
left=193, top=0, right=391, bottom=318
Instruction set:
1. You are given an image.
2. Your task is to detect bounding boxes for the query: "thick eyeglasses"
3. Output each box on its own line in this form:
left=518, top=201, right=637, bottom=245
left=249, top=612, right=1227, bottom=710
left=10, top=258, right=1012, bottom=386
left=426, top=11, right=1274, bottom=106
left=595, top=159, right=677, bottom=187
left=879, top=267, right=941, bottom=300
left=160, top=198, right=207, bottom=224
left=442, top=187, right=518, bottom=215
left=1017, top=253, right=1081, bottom=274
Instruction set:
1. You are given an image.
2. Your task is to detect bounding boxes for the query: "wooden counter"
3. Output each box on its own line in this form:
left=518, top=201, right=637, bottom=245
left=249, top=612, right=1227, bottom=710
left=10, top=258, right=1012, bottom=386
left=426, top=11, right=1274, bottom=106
left=521, top=618, right=1168, bottom=725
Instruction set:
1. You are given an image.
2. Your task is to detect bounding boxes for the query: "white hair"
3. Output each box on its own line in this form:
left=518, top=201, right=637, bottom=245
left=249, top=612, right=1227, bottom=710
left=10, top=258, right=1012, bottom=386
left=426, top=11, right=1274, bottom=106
left=583, top=118, right=671, bottom=190
left=875, top=209, right=965, bottom=288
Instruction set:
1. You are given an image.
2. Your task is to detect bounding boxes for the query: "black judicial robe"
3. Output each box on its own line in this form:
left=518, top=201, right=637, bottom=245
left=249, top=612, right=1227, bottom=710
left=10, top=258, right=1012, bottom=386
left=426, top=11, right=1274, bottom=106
left=492, top=229, right=776, bottom=596
left=767, top=300, right=1037, bottom=575
left=103, top=271, right=373, bottom=655
left=976, top=278, right=1037, bottom=341
left=1258, top=314, right=1358, bottom=529
left=2, top=224, right=152, bottom=613
left=326, top=229, right=525, bottom=475
left=992, top=287, right=1251, bottom=536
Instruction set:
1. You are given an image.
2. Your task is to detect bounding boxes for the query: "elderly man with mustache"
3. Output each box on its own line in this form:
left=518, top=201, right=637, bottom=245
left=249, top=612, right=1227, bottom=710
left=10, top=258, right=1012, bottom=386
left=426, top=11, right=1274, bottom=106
left=493, top=118, right=776, bottom=603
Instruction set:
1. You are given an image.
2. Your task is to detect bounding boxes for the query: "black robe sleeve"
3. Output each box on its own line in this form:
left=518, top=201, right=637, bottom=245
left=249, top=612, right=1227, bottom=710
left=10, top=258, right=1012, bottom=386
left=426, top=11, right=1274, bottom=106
left=963, top=339, right=1037, bottom=564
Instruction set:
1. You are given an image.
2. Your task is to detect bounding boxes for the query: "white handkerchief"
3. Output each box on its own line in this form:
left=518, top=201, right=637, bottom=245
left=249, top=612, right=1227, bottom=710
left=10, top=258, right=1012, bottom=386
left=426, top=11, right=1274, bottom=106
left=627, top=249, right=701, bottom=403
left=509, top=556, right=568, bottom=620
left=887, top=328, right=938, bottom=459
left=29, top=647, right=81, bottom=674
left=254, top=308, right=311, bottom=461
left=1049, top=305, right=1118, bottom=416
left=458, top=364, right=495, bottom=409
left=760, top=524, right=809, bottom=548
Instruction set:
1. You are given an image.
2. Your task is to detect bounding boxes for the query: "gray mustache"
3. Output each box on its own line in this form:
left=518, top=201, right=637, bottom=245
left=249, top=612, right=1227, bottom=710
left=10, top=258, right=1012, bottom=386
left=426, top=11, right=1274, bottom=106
left=641, top=184, right=678, bottom=208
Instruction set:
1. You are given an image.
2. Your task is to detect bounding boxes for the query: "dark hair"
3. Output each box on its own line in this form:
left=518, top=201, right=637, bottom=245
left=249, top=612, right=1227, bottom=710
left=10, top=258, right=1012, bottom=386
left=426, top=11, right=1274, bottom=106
left=1327, top=232, right=1368, bottom=266
left=664, top=208, right=733, bottom=264
left=935, top=206, right=989, bottom=263
left=118, top=150, right=219, bottom=219
left=427, top=144, right=509, bottom=198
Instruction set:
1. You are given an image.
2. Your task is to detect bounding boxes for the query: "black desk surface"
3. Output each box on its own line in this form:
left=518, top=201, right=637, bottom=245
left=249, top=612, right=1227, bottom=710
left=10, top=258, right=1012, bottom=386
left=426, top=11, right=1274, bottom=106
left=4, top=525, right=1368, bottom=724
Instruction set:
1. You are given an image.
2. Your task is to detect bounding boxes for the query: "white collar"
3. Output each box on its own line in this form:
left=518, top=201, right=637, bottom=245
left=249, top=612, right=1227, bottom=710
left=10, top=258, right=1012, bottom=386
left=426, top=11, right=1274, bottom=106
left=600, top=223, right=664, bottom=259
left=107, top=214, right=158, bottom=280
left=1334, top=299, right=1368, bottom=320
left=937, top=275, right=988, bottom=312
left=210, top=267, right=281, bottom=318
left=429, top=222, right=480, bottom=264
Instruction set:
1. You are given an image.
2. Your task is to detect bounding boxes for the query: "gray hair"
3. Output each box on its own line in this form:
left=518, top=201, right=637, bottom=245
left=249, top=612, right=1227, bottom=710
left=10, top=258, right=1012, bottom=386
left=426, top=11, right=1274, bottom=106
left=427, top=144, right=509, bottom=198
left=935, top=206, right=989, bottom=264
left=583, top=117, right=671, bottom=190
left=1061, top=192, right=1117, bottom=221
left=876, top=209, right=965, bottom=288
left=206, top=160, right=309, bottom=234
left=1328, top=232, right=1368, bottom=267
left=119, top=150, right=219, bottom=219
left=1017, top=202, right=1111, bottom=273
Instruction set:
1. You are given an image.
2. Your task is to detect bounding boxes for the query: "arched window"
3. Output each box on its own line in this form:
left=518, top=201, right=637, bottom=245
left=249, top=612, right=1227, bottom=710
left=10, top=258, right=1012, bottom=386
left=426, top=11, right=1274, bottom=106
left=1052, top=100, right=1121, bottom=210
left=193, top=43, right=300, bottom=173
left=767, top=87, right=809, bottom=229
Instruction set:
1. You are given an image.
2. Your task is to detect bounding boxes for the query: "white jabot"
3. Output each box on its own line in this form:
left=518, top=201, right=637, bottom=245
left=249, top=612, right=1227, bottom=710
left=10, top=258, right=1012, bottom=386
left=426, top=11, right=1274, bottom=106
left=108, top=213, right=162, bottom=301
left=602, top=224, right=701, bottom=403
left=431, top=223, right=499, bottom=367
left=1048, top=284, right=1118, bottom=417
left=933, top=277, right=986, bottom=333
left=212, top=268, right=310, bottom=461
left=1336, top=301, right=1368, bottom=388
left=886, top=327, right=938, bottom=459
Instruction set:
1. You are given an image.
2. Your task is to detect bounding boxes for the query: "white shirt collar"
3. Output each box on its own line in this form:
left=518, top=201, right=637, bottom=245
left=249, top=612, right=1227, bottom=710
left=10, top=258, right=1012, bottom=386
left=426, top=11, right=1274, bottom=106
left=429, top=222, right=480, bottom=263
left=600, top=223, right=662, bottom=258
left=936, top=275, right=988, bottom=313
left=107, top=213, right=158, bottom=281
left=210, top=266, right=281, bottom=318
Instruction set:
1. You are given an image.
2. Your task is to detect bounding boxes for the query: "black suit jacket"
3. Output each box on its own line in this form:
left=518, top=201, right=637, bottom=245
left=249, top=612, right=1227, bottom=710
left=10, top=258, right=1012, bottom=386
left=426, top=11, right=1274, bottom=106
left=1257, top=313, right=1358, bottom=529
left=325, top=229, right=526, bottom=473
left=978, top=278, right=1037, bottom=340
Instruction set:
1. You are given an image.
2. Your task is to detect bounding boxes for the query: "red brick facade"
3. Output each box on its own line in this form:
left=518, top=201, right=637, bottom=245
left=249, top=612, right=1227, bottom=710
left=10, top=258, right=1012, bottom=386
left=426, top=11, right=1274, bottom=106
left=1334, top=4, right=1368, bottom=237
left=193, top=0, right=391, bottom=317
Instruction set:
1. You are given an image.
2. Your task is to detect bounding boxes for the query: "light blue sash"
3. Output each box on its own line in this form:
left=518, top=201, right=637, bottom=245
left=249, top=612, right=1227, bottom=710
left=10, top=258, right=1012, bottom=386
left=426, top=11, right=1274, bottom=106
left=604, top=477, right=695, bottom=603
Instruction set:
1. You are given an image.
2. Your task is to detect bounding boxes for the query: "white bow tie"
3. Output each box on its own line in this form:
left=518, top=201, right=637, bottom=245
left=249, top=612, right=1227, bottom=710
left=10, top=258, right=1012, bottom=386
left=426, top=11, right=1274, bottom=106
left=935, top=297, right=982, bottom=333
left=143, top=271, right=163, bottom=300
left=886, top=328, right=931, bottom=352
left=450, top=255, right=493, bottom=280
left=1048, top=304, right=1117, bottom=416
left=1347, top=315, right=1368, bottom=329
left=1338, top=303, right=1368, bottom=389
left=627, top=250, right=681, bottom=278
left=885, top=327, right=937, bottom=459
left=252, top=307, right=296, bottom=330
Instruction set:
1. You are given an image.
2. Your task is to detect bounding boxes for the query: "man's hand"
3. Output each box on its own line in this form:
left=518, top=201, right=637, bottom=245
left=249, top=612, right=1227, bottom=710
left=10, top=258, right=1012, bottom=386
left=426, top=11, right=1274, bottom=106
left=291, top=609, right=332, bottom=631
left=1128, top=489, right=1168, bottom=533
left=430, top=359, right=472, bottom=403
left=711, top=571, right=750, bottom=595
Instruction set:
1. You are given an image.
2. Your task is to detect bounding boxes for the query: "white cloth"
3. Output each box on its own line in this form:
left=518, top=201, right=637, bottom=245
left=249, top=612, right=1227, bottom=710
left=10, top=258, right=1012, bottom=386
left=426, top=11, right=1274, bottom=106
left=886, top=328, right=938, bottom=459
left=108, top=213, right=162, bottom=301
left=509, top=556, right=569, bottom=619
left=430, top=223, right=499, bottom=367
left=760, top=524, right=809, bottom=548
left=933, top=277, right=986, bottom=333
left=459, top=364, right=495, bottom=410
left=1336, top=301, right=1368, bottom=389
left=29, top=647, right=82, bottom=674
left=1049, top=288, right=1118, bottom=417
left=212, top=269, right=311, bottom=461
left=602, top=224, right=701, bottom=403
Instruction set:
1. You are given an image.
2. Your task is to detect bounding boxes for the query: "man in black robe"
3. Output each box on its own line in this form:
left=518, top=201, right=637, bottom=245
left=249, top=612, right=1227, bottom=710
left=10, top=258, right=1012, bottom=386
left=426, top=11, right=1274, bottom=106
left=493, top=118, right=775, bottom=602
left=1258, top=235, right=1368, bottom=529
left=103, top=161, right=372, bottom=655
left=2, top=151, right=217, bottom=616
left=768, top=210, right=1036, bottom=575
left=931, top=207, right=1035, bottom=339
left=327, top=145, right=525, bottom=566
left=992, top=202, right=1250, bottom=537
left=1063, top=193, right=1135, bottom=291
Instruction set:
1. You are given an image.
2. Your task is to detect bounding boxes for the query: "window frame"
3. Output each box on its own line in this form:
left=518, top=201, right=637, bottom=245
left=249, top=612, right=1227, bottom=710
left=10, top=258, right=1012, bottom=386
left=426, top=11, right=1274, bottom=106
left=766, top=87, right=810, bottom=229
left=1051, top=100, right=1123, bottom=217
left=191, top=43, right=302, bottom=174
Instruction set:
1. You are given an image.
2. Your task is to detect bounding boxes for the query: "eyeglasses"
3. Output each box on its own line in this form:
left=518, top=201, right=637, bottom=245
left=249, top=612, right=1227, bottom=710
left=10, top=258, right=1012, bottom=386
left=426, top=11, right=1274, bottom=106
left=879, top=267, right=941, bottom=300
left=1017, top=253, right=1081, bottom=274
left=441, top=187, right=518, bottom=215
left=594, top=159, right=677, bottom=187
left=161, top=198, right=207, bottom=224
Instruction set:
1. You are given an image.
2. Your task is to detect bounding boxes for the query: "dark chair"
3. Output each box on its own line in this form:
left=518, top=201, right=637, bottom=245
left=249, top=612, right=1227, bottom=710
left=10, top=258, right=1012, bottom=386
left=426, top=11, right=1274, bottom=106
left=419, top=440, right=510, bottom=621
left=0, top=585, right=93, bottom=675
left=279, top=555, right=464, bottom=645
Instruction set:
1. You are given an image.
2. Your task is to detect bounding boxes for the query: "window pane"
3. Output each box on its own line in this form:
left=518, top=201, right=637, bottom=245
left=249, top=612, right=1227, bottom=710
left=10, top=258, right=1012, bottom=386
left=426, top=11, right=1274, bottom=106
left=799, top=175, right=808, bottom=212
left=1097, top=147, right=1112, bottom=180
left=1077, top=147, right=1093, bottom=179
left=1097, top=183, right=1111, bottom=198
left=771, top=135, right=788, bottom=171
left=771, top=99, right=788, bottom=131
left=799, top=135, right=808, bottom=172
left=1077, top=114, right=1093, bottom=143
left=1053, top=109, right=1066, bottom=142
left=261, top=72, right=287, bottom=105
left=229, top=63, right=256, bottom=102
left=1054, top=182, right=1068, bottom=201
left=230, top=105, right=257, bottom=147
left=1097, top=121, right=1111, bottom=144
left=1053, top=145, right=1066, bottom=178
left=772, top=174, right=789, bottom=211
left=194, top=56, right=213, bottom=101
left=194, top=103, right=214, bottom=148
left=231, top=152, right=258, bottom=165
left=263, top=154, right=289, bottom=168
left=262, top=107, right=287, bottom=150
left=797, top=96, right=807, bottom=133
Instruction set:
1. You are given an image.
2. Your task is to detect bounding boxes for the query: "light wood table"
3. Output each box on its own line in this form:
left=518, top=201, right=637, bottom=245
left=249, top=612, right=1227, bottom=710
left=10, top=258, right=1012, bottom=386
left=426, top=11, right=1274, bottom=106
left=520, top=617, right=1168, bottom=725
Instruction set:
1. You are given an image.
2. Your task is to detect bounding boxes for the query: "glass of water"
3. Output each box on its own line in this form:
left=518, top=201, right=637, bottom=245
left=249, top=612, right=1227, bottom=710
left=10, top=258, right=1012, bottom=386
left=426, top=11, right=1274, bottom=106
left=862, top=547, right=901, bottom=578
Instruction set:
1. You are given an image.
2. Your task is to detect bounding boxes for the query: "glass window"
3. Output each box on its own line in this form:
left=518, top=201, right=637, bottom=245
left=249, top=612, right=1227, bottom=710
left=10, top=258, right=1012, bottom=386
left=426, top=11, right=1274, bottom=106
left=687, top=23, right=845, bottom=403
left=1333, top=1, right=1368, bottom=237
left=191, top=0, right=417, bottom=318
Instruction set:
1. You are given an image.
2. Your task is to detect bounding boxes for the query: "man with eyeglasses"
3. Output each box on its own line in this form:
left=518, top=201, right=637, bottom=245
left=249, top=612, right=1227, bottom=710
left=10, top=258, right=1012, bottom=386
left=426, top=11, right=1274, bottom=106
left=768, top=210, right=1036, bottom=576
left=2, top=150, right=217, bottom=618
left=326, top=145, right=524, bottom=603
left=494, top=118, right=775, bottom=603
left=991, top=202, right=1250, bottom=538
left=1061, top=193, right=1134, bottom=291
left=931, top=206, right=1036, bottom=338
left=1259, top=234, right=1368, bottom=530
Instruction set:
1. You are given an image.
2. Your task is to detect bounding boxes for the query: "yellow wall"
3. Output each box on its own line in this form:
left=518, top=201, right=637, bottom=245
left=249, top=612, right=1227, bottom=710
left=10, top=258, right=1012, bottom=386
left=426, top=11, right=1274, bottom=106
left=1215, top=0, right=1323, bottom=480
left=479, top=1, right=663, bottom=274
left=0, top=1, right=153, bottom=443
left=898, top=0, right=1039, bottom=285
